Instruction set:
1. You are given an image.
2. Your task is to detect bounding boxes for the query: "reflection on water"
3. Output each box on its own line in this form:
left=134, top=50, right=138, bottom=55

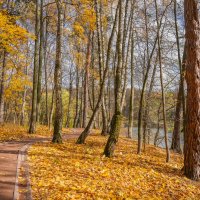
left=123, top=127, right=184, bottom=150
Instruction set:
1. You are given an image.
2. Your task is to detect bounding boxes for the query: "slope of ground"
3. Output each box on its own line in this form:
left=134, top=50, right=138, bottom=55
left=28, top=134, right=200, bottom=200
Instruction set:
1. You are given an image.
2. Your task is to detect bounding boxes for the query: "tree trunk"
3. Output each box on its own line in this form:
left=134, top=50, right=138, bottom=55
left=171, top=83, right=182, bottom=153
left=184, top=0, right=200, bottom=181
left=142, top=0, right=153, bottom=148
left=36, top=0, right=44, bottom=123
left=73, top=65, right=80, bottom=128
left=91, top=47, right=97, bottom=129
left=52, top=0, right=64, bottom=143
left=171, top=0, right=186, bottom=154
left=104, top=0, right=123, bottom=157
left=83, top=33, right=91, bottom=128
left=66, top=68, right=73, bottom=127
left=137, top=36, right=158, bottom=154
left=155, top=0, right=170, bottom=162
left=137, top=1, right=169, bottom=154
left=104, top=113, right=123, bottom=157
left=101, top=95, right=108, bottom=135
left=121, top=0, right=134, bottom=112
left=154, top=103, right=161, bottom=146
left=107, top=71, right=112, bottom=132
left=29, top=0, right=40, bottom=133
left=21, top=48, right=29, bottom=126
left=76, top=0, right=118, bottom=144
left=128, top=32, right=135, bottom=138
left=0, top=50, right=6, bottom=125
left=44, top=11, right=49, bottom=126
left=143, top=56, right=158, bottom=151
left=49, top=86, right=54, bottom=131
left=79, top=75, right=84, bottom=127
left=99, top=0, right=108, bottom=135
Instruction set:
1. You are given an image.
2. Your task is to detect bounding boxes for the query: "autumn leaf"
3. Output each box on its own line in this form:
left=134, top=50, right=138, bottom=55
left=28, top=135, right=200, bottom=200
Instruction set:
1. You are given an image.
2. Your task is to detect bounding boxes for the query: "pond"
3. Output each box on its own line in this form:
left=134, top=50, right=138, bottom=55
left=123, top=127, right=184, bottom=150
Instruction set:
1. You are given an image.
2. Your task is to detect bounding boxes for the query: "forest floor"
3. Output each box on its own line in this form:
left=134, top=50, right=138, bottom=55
left=28, top=131, right=200, bottom=200
left=0, top=124, right=200, bottom=200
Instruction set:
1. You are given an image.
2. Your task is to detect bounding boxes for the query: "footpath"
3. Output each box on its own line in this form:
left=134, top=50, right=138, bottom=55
left=0, top=130, right=81, bottom=200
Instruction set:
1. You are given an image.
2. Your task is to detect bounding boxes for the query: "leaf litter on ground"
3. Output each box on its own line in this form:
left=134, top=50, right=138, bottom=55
left=28, top=133, right=200, bottom=200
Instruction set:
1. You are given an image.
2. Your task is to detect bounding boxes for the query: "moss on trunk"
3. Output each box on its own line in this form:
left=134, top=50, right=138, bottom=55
left=104, top=112, right=123, bottom=157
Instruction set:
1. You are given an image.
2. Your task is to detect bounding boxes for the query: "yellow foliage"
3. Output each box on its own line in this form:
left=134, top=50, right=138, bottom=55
left=0, top=11, right=31, bottom=54
left=81, top=8, right=96, bottom=31
left=5, top=71, right=31, bottom=101
left=72, top=0, right=96, bottom=42
left=73, top=22, right=85, bottom=38
left=28, top=134, right=200, bottom=200
left=72, top=50, right=85, bottom=69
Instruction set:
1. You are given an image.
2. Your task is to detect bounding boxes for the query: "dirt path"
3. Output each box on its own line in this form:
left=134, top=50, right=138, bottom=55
left=0, top=130, right=81, bottom=200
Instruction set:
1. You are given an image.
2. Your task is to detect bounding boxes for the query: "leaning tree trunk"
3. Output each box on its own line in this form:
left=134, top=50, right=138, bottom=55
left=76, top=0, right=118, bottom=144
left=52, top=0, right=64, bottom=143
left=184, top=0, right=200, bottom=181
left=29, top=0, right=40, bottom=133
